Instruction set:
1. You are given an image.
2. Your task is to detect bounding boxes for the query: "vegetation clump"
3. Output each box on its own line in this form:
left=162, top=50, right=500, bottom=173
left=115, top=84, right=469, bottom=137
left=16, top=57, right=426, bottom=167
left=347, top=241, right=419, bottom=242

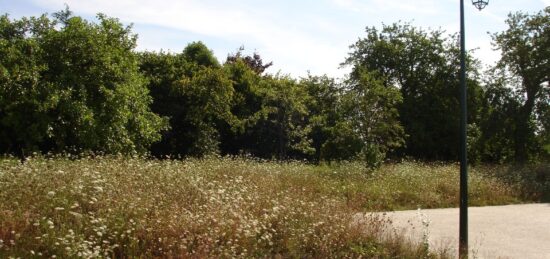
left=0, top=5, right=549, bottom=258
left=1, top=7, right=548, bottom=166
left=1, top=156, right=544, bottom=258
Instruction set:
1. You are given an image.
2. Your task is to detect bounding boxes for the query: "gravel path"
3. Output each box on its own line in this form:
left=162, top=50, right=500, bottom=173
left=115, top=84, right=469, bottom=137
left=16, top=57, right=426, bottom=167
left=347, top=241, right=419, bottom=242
left=370, top=203, right=550, bottom=259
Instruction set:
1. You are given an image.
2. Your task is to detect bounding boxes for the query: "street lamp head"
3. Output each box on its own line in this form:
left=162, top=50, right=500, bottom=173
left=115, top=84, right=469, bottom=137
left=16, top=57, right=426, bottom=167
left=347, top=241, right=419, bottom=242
left=472, top=0, right=489, bottom=10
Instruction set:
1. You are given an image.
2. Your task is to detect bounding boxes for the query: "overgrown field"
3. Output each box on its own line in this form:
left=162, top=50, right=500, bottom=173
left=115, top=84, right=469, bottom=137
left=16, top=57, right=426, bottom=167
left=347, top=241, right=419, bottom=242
left=0, top=156, right=547, bottom=258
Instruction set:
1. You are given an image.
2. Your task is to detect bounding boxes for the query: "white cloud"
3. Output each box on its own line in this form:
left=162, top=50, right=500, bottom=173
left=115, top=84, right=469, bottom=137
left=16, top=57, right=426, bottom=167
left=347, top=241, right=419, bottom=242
left=371, top=0, right=440, bottom=15
left=36, top=0, right=254, bottom=38
left=330, top=0, right=363, bottom=12
left=26, top=0, right=548, bottom=77
left=30, top=0, right=349, bottom=77
left=331, top=0, right=441, bottom=15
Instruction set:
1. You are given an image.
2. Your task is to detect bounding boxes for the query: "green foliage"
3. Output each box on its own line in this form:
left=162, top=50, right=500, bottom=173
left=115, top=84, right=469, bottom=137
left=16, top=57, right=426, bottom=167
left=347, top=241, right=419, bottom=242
left=218, top=56, right=265, bottom=155
left=174, top=66, right=235, bottom=156
left=226, top=46, right=272, bottom=75
left=0, top=11, right=166, bottom=156
left=139, top=45, right=234, bottom=157
left=301, top=74, right=344, bottom=162
left=343, top=22, right=483, bottom=161
left=491, top=7, right=550, bottom=163
left=223, top=58, right=263, bottom=124
left=181, top=41, right=220, bottom=68
left=343, top=70, right=405, bottom=168
left=139, top=46, right=314, bottom=159
left=220, top=50, right=317, bottom=160
left=2, top=6, right=549, bottom=165
left=477, top=71, right=521, bottom=163
left=41, top=13, right=167, bottom=154
left=0, top=14, right=53, bottom=155
left=537, top=87, right=550, bottom=159
left=301, top=72, right=405, bottom=167
left=320, top=121, right=363, bottom=162
left=254, top=74, right=313, bottom=159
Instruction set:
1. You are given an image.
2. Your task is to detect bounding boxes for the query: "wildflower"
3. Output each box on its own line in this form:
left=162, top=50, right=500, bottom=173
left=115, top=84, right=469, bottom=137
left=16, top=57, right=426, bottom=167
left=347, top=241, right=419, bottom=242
left=69, top=211, right=83, bottom=218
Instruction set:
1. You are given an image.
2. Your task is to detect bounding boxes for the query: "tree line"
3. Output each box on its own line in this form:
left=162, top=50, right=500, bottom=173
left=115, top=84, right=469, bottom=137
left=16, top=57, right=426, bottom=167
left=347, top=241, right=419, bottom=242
left=1, top=7, right=548, bottom=166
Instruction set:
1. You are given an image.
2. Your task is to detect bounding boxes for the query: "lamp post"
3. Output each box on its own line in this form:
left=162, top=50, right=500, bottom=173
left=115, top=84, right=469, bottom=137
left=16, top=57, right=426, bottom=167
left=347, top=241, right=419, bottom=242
left=459, top=0, right=488, bottom=258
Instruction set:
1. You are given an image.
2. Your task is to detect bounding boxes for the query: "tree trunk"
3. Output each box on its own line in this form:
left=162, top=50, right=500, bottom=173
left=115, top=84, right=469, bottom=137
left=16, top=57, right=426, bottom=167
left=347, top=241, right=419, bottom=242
left=514, top=83, right=538, bottom=163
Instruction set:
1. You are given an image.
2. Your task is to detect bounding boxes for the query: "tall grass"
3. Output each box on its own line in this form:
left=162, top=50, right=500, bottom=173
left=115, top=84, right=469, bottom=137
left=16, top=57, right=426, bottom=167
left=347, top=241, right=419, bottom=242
left=345, top=161, right=524, bottom=210
left=0, top=156, right=538, bottom=258
left=474, top=163, right=550, bottom=202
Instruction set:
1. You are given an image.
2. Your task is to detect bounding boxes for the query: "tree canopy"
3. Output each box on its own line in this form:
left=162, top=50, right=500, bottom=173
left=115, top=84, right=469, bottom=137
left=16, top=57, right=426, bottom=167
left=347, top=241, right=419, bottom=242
left=343, top=22, right=483, bottom=161
left=1, top=7, right=548, bottom=165
left=0, top=10, right=167, bottom=156
left=491, top=7, right=550, bottom=162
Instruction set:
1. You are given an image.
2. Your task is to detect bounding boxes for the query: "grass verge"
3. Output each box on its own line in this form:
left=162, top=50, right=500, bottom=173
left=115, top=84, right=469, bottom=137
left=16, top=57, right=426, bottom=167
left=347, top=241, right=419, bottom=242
left=0, top=156, right=545, bottom=258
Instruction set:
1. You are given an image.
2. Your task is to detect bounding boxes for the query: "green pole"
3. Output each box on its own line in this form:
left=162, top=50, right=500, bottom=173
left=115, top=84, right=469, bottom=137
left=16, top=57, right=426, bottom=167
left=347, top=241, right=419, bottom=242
left=459, top=0, right=468, bottom=257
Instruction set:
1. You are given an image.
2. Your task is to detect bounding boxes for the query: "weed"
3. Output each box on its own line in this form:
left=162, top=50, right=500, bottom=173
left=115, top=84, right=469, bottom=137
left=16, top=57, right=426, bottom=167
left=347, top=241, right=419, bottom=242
left=0, top=156, right=533, bottom=258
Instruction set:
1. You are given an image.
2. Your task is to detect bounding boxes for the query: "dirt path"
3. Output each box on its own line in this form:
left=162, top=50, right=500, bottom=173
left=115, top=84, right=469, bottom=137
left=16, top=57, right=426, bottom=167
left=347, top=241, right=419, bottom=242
left=369, top=204, right=550, bottom=258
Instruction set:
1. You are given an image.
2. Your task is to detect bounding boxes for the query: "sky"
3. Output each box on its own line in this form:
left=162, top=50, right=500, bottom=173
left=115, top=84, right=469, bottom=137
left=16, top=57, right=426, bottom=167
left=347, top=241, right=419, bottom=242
left=1, top=0, right=548, bottom=78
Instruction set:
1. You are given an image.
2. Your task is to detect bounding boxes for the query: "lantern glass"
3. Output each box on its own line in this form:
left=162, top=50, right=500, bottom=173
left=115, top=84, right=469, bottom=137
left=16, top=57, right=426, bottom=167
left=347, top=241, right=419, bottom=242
left=472, top=0, right=489, bottom=10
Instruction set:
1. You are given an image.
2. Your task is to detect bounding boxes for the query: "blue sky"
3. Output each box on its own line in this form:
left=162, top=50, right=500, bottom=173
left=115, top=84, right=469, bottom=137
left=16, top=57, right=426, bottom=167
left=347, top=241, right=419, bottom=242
left=1, top=0, right=548, bottom=78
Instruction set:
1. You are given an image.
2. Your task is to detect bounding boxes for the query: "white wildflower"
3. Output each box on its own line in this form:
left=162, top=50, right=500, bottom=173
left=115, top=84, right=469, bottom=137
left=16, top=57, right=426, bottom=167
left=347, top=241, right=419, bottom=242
left=69, top=211, right=83, bottom=218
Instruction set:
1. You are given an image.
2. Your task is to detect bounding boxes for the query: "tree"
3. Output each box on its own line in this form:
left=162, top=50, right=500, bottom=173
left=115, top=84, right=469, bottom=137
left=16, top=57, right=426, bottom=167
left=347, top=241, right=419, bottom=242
left=253, top=74, right=313, bottom=159
left=139, top=43, right=235, bottom=157
left=536, top=87, right=550, bottom=159
left=0, top=10, right=167, bottom=156
left=226, top=46, right=273, bottom=75
left=343, top=22, right=483, bottom=161
left=218, top=55, right=265, bottom=155
left=182, top=41, right=220, bottom=68
left=301, top=74, right=343, bottom=162
left=342, top=70, right=405, bottom=168
left=174, top=67, right=234, bottom=156
left=319, top=121, right=363, bottom=162
left=139, top=50, right=191, bottom=156
left=477, top=70, right=522, bottom=162
left=492, top=7, right=550, bottom=163
left=223, top=50, right=311, bottom=160
left=0, top=14, right=53, bottom=156
left=42, top=10, right=167, bottom=154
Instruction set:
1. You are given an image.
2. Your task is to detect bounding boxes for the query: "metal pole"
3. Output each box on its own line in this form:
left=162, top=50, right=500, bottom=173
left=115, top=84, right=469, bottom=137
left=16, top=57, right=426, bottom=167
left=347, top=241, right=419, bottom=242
left=459, top=0, right=468, bottom=257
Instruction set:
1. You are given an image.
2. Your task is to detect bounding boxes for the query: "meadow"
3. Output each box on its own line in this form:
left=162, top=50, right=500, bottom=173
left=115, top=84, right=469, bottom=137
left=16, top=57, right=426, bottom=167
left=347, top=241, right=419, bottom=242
left=0, top=156, right=547, bottom=258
